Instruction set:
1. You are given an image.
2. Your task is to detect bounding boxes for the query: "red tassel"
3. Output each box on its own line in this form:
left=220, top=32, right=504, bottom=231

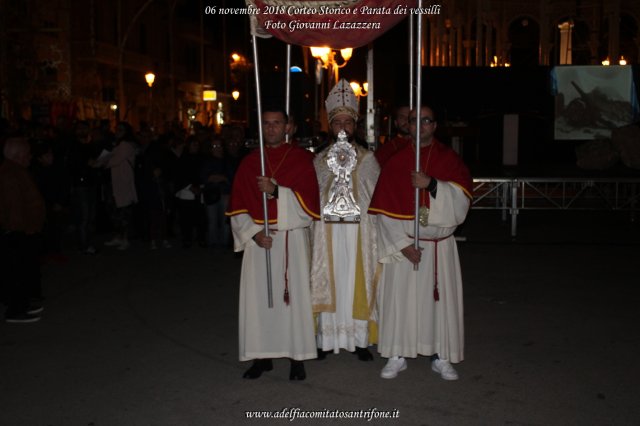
left=284, top=289, right=289, bottom=305
left=434, top=287, right=439, bottom=301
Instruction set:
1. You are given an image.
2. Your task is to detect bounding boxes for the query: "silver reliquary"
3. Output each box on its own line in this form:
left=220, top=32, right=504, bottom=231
left=323, top=130, right=361, bottom=223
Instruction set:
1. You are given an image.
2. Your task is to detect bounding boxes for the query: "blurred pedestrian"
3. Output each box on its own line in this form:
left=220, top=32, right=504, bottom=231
left=201, top=136, right=231, bottom=248
left=67, top=121, right=100, bottom=254
left=0, top=138, right=46, bottom=323
left=139, top=135, right=173, bottom=249
left=102, top=122, right=138, bottom=250
left=30, top=140, right=69, bottom=261
left=174, top=136, right=206, bottom=248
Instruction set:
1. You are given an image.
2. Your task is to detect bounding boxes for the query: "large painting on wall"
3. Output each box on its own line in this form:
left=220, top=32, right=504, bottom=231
left=552, top=66, right=638, bottom=140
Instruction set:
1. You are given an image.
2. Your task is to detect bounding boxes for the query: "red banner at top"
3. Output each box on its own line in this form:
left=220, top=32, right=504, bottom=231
left=248, top=0, right=418, bottom=49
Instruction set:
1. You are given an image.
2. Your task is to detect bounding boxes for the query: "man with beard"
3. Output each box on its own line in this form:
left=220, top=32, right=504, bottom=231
left=375, top=105, right=411, bottom=167
left=311, top=79, right=380, bottom=361
left=368, top=106, right=472, bottom=380
left=226, top=107, right=320, bottom=380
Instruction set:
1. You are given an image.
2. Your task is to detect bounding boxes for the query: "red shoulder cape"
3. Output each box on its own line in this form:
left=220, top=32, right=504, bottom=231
left=226, top=144, right=320, bottom=223
left=368, top=139, right=472, bottom=219
left=374, top=135, right=411, bottom=167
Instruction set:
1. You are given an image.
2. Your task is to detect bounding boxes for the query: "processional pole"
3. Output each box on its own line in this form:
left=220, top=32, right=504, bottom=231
left=285, top=44, right=291, bottom=142
left=408, top=9, right=414, bottom=110
left=413, top=0, right=423, bottom=271
left=251, top=34, right=274, bottom=308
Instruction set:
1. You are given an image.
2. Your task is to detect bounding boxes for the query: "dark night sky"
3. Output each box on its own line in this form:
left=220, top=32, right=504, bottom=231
left=201, top=5, right=414, bottom=108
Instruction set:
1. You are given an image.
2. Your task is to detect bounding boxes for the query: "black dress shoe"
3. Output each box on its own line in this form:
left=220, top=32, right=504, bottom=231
left=354, top=347, right=373, bottom=361
left=242, top=359, right=273, bottom=379
left=289, top=360, right=306, bottom=380
left=316, top=348, right=327, bottom=360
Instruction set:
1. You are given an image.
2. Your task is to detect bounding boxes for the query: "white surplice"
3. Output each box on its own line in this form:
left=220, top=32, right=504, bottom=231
left=376, top=180, right=470, bottom=363
left=231, top=186, right=316, bottom=361
left=316, top=223, right=369, bottom=352
left=311, top=146, right=380, bottom=353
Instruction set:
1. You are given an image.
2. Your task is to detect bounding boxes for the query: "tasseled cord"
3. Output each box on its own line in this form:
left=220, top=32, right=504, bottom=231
left=284, top=230, right=290, bottom=305
left=433, top=240, right=439, bottom=301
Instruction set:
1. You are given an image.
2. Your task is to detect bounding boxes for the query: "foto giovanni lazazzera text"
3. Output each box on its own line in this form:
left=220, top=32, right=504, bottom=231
left=264, top=20, right=383, bottom=31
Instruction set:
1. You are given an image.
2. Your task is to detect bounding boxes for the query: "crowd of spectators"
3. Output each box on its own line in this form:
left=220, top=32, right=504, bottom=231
left=1, top=117, right=249, bottom=322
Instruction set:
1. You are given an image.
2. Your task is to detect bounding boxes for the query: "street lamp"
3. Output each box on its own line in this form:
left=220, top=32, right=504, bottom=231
left=232, top=90, right=240, bottom=101
left=145, top=72, right=155, bottom=87
left=145, top=72, right=155, bottom=124
left=310, top=46, right=353, bottom=85
left=350, top=81, right=368, bottom=98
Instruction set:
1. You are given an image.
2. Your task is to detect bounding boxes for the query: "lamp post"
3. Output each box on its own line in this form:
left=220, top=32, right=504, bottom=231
left=145, top=72, right=155, bottom=125
left=230, top=53, right=250, bottom=124
left=310, top=47, right=353, bottom=86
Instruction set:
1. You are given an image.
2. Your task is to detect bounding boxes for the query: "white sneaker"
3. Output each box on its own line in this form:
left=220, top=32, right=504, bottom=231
left=104, top=237, right=123, bottom=247
left=380, top=357, right=407, bottom=379
left=150, top=241, right=158, bottom=250
left=117, top=241, right=130, bottom=250
left=431, top=359, right=458, bottom=380
left=162, top=240, right=172, bottom=249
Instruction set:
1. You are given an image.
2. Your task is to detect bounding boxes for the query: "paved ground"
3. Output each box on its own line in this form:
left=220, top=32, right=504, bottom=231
left=1, top=209, right=640, bottom=425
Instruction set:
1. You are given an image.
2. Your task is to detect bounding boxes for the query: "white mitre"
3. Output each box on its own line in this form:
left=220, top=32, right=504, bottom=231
left=325, top=78, right=359, bottom=123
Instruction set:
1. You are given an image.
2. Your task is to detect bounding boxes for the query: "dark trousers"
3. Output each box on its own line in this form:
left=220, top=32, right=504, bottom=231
left=177, top=198, right=206, bottom=245
left=43, top=206, right=66, bottom=254
left=149, top=208, right=167, bottom=242
left=71, top=186, right=97, bottom=250
left=0, top=232, right=43, bottom=316
left=112, top=204, right=134, bottom=237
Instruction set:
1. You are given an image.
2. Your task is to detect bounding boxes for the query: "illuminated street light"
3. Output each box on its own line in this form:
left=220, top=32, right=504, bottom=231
left=232, top=90, right=240, bottom=100
left=145, top=72, right=155, bottom=87
left=310, top=46, right=353, bottom=85
left=350, top=81, right=368, bottom=97
left=145, top=72, right=155, bottom=124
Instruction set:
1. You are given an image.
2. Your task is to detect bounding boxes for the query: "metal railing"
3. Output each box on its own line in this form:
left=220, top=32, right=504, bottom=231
left=472, top=177, right=640, bottom=237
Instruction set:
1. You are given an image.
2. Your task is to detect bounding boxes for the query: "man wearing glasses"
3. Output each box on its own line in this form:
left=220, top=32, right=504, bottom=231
left=368, top=106, right=473, bottom=380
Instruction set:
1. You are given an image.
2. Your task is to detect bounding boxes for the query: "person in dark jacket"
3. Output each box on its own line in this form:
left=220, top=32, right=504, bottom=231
left=0, top=138, right=46, bottom=323
left=174, top=136, right=206, bottom=248
left=30, top=140, right=70, bottom=260
left=67, top=121, right=101, bottom=254
left=201, top=136, right=231, bottom=247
